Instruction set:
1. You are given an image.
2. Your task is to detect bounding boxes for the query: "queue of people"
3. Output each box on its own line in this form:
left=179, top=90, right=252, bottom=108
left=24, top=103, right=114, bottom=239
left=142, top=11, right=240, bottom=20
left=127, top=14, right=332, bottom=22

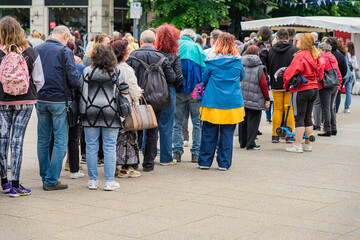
left=0, top=16, right=357, bottom=197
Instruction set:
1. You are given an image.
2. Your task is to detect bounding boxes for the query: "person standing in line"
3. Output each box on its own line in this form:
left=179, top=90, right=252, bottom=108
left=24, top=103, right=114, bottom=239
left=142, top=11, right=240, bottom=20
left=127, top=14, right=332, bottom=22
left=126, top=30, right=176, bottom=172
left=173, top=29, right=206, bottom=163
left=342, top=41, right=358, bottom=113
left=155, top=24, right=184, bottom=166
left=198, top=33, right=245, bottom=170
left=35, top=25, right=79, bottom=190
left=110, top=39, right=142, bottom=178
left=238, top=45, right=270, bottom=150
left=79, top=45, right=129, bottom=190
left=82, top=34, right=111, bottom=67
left=317, top=42, right=342, bottom=137
left=283, top=33, right=324, bottom=153
left=267, top=29, right=299, bottom=143
left=0, top=16, right=44, bottom=197
left=204, top=29, right=223, bottom=59
left=28, top=30, right=44, bottom=48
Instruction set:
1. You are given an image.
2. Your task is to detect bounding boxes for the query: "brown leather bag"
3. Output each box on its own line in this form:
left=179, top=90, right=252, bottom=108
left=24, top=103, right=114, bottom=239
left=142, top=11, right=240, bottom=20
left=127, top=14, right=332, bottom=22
left=124, top=97, right=158, bottom=131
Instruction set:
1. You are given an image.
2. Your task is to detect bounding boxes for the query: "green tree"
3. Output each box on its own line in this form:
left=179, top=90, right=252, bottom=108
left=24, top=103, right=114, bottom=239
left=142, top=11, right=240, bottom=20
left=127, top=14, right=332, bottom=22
left=139, top=0, right=229, bottom=31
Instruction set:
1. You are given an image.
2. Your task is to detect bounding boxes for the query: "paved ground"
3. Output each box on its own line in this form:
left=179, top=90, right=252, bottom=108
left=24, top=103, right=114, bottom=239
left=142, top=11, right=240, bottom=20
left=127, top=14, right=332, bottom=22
left=1, top=94, right=360, bottom=240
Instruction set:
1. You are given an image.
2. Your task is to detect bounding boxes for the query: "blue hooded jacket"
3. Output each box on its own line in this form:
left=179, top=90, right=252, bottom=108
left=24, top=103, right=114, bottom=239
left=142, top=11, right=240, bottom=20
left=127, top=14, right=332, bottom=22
left=201, top=57, right=245, bottom=110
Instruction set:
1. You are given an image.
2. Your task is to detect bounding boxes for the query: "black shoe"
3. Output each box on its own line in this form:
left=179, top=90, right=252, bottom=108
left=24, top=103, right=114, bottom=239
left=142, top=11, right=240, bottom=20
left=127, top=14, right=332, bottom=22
left=142, top=168, right=154, bottom=172
left=318, top=132, right=331, bottom=137
left=97, top=158, right=104, bottom=167
left=191, top=154, right=199, bottom=163
left=43, top=181, right=68, bottom=191
left=173, top=152, right=182, bottom=163
left=80, top=155, right=86, bottom=164
left=313, top=125, right=321, bottom=131
left=257, top=130, right=262, bottom=135
left=247, top=145, right=260, bottom=150
left=332, top=130, right=337, bottom=136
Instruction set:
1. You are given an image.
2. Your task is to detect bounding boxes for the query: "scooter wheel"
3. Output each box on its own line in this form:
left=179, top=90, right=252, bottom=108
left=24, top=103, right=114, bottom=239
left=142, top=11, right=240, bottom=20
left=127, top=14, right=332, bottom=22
left=286, top=126, right=293, bottom=133
left=276, top=127, right=284, bottom=137
left=308, top=134, right=316, bottom=142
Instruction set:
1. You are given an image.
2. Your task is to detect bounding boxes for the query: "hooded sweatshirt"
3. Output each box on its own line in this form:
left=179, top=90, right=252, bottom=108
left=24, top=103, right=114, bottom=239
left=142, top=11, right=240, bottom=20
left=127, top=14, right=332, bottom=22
left=268, top=40, right=299, bottom=90
left=201, top=55, right=245, bottom=110
left=283, top=50, right=324, bottom=93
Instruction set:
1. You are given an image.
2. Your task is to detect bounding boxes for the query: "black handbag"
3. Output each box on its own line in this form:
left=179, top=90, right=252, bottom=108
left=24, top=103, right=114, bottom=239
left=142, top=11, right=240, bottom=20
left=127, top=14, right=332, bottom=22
left=62, top=46, right=79, bottom=128
left=114, top=69, right=131, bottom=118
left=323, top=53, right=340, bottom=88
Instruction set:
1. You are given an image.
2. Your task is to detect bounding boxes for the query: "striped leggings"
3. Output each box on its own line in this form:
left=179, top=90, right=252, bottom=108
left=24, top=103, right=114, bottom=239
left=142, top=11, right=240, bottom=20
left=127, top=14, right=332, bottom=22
left=0, top=105, right=33, bottom=181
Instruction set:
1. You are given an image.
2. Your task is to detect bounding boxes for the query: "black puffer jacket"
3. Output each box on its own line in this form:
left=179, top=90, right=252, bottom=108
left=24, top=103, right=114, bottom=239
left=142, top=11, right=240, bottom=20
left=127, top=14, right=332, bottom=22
left=268, top=41, right=299, bottom=90
left=126, top=45, right=176, bottom=88
left=160, top=51, right=183, bottom=88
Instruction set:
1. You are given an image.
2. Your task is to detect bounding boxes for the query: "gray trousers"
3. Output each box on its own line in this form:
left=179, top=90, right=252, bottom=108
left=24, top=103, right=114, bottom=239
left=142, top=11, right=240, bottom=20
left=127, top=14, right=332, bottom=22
left=319, top=87, right=338, bottom=132
left=313, top=92, right=322, bottom=127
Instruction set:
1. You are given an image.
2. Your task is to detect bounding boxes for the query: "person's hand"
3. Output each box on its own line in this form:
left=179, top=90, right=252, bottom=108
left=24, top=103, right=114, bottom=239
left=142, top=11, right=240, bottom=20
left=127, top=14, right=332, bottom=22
left=122, top=94, right=127, bottom=97
left=265, top=101, right=270, bottom=109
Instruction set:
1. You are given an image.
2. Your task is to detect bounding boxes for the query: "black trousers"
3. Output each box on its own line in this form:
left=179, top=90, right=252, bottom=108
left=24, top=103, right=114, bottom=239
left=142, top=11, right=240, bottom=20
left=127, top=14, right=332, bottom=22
left=68, top=124, right=80, bottom=173
left=319, top=87, right=337, bottom=132
left=238, top=108, right=262, bottom=149
left=293, top=89, right=318, bottom=128
left=142, top=111, right=162, bottom=171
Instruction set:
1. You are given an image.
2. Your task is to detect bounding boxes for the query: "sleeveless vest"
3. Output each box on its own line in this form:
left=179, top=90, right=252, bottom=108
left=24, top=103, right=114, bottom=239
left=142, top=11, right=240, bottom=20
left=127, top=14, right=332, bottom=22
left=241, top=55, right=266, bottom=111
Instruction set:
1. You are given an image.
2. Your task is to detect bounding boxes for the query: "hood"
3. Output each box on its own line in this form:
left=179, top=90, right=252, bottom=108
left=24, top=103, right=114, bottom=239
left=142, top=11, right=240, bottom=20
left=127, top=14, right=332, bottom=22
left=90, top=67, right=115, bottom=82
left=298, top=50, right=321, bottom=70
left=205, top=57, right=242, bottom=70
left=241, top=54, right=262, bottom=68
left=272, top=41, right=294, bottom=53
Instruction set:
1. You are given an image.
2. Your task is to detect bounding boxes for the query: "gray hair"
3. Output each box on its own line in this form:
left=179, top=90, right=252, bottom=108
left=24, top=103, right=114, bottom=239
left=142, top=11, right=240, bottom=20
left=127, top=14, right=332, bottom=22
left=319, top=42, right=332, bottom=51
left=310, top=32, right=318, bottom=40
left=180, top=29, right=197, bottom=41
left=250, top=32, right=257, bottom=40
left=140, top=30, right=156, bottom=43
left=52, top=25, right=70, bottom=36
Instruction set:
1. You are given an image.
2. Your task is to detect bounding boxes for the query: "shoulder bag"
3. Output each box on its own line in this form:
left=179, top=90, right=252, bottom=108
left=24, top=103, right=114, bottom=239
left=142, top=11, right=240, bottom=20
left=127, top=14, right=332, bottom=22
left=62, top=46, right=79, bottom=128
left=124, top=96, right=158, bottom=131
left=323, top=53, right=340, bottom=88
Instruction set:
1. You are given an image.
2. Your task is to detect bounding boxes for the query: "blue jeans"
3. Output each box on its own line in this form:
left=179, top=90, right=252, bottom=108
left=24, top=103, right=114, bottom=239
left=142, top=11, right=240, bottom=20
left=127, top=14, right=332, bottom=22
left=84, top=127, right=118, bottom=181
left=159, top=87, right=176, bottom=163
left=37, top=102, right=68, bottom=186
left=198, top=121, right=236, bottom=169
left=173, top=93, right=201, bottom=155
left=265, top=101, right=273, bottom=121
left=336, top=76, right=353, bottom=112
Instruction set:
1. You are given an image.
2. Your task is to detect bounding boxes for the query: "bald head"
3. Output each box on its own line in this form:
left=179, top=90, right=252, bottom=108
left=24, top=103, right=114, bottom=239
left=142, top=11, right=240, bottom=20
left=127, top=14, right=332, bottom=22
left=140, top=30, right=156, bottom=46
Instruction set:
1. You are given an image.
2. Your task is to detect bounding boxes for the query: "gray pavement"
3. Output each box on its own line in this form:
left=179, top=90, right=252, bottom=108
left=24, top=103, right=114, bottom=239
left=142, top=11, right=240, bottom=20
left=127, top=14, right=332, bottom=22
left=1, top=94, right=360, bottom=240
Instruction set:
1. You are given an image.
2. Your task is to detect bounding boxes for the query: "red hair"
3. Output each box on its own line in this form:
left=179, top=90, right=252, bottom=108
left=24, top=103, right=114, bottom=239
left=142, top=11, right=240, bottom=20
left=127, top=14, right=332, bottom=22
left=214, top=33, right=237, bottom=56
left=155, top=24, right=180, bottom=54
left=244, top=45, right=260, bottom=56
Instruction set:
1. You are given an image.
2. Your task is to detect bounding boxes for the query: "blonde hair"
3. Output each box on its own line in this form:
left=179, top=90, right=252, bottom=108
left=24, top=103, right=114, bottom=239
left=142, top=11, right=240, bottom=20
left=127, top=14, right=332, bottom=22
left=299, top=33, right=319, bottom=59
left=32, top=30, right=41, bottom=38
left=86, top=34, right=110, bottom=57
left=0, top=16, right=29, bottom=52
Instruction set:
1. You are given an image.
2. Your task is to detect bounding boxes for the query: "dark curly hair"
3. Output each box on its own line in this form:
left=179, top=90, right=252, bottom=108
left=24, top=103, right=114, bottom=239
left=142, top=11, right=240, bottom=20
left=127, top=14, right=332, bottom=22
left=110, top=39, right=129, bottom=63
left=91, top=44, right=116, bottom=72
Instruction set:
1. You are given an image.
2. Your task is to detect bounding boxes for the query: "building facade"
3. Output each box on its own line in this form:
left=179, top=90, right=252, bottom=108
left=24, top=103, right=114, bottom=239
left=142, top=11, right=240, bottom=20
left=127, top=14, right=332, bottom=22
left=0, top=0, right=150, bottom=36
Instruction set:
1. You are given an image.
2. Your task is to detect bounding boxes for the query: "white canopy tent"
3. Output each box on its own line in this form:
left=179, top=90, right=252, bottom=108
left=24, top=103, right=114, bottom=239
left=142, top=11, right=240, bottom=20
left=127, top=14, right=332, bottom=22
left=241, top=16, right=360, bottom=33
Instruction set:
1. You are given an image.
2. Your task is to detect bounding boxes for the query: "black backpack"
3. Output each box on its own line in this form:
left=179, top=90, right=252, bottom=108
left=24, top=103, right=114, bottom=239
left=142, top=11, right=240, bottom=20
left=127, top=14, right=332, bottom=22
left=129, top=56, right=170, bottom=111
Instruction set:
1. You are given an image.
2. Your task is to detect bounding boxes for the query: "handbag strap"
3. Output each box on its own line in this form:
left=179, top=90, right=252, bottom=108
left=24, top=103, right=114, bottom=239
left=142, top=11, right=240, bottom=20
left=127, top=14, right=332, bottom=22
left=61, top=46, right=69, bottom=111
left=325, top=52, right=335, bottom=70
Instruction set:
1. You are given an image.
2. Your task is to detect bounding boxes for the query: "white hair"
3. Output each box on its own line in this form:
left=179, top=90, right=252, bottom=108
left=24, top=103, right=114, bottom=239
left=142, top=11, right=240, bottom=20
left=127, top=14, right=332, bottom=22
left=180, top=29, right=197, bottom=41
left=310, top=32, right=318, bottom=40
left=140, top=30, right=156, bottom=43
left=52, top=25, right=70, bottom=36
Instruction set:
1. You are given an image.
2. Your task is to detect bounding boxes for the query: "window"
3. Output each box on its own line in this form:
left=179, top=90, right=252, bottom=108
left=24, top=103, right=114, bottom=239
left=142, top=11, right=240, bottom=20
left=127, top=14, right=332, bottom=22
left=49, top=8, right=87, bottom=35
left=114, top=9, right=132, bottom=33
left=0, top=8, right=30, bottom=31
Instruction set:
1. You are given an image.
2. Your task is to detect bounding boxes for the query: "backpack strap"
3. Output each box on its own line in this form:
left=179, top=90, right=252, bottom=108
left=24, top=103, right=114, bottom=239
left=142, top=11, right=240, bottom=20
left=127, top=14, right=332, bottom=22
left=257, top=65, right=267, bottom=82
left=128, top=55, right=150, bottom=69
left=156, top=57, right=166, bottom=67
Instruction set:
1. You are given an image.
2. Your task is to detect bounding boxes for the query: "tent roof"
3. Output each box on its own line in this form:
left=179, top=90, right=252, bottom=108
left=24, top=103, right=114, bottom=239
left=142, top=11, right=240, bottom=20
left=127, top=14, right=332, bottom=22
left=241, top=16, right=360, bottom=33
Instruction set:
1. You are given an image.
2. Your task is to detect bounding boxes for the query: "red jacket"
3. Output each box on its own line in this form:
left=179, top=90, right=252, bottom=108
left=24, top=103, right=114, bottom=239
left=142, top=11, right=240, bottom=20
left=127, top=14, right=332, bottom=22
left=283, top=50, right=324, bottom=93
left=318, top=52, right=342, bottom=90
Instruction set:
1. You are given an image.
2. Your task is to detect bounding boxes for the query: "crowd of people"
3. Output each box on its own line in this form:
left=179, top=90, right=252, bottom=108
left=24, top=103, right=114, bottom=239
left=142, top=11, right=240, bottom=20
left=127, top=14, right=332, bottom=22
left=0, top=16, right=358, bottom=197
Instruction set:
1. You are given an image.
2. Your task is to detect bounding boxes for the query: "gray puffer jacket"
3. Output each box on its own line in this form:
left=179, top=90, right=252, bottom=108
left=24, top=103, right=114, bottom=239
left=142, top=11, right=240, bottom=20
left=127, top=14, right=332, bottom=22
left=79, top=66, right=129, bottom=128
left=241, top=55, right=266, bottom=111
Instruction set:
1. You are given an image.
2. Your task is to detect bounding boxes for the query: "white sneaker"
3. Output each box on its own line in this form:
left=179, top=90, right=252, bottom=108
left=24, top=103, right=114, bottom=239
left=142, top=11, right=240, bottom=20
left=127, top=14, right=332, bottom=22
left=302, top=144, right=313, bottom=152
left=218, top=167, right=228, bottom=171
left=198, top=165, right=210, bottom=170
left=104, top=181, right=120, bottom=191
left=344, top=109, right=350, bottom=113
left=285, top=144, right=303, bottom=153
left=183, top=140, right=189, bottom=147
left=88, top=179, right=99, bottom=190
left=70, top=171, right=85, bottom=179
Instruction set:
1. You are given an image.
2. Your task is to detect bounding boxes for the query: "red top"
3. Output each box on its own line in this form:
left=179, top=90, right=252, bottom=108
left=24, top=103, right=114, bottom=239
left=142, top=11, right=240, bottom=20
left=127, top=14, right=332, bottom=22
left=259, top=71, right=270, bottom=101
left=318, top=52, right=342, bottom=90
left=283, top=50, right=324, bottom=93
